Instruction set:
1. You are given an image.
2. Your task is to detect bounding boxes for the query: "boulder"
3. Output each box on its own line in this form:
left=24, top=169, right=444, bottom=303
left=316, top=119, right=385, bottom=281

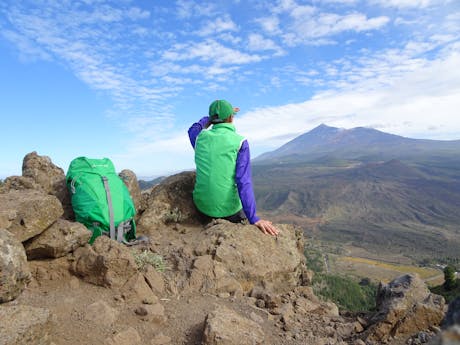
left=84, top=300, right=119, bottom=327
left=119, top=169, right=145, bottom=216
left=22, top=151, right=73, bottom=219
left=188, top=221, right=306, bottom=295
left=138, top=171, right=201, bottom=230
left=0, top=305, right=52, bottom=345
left=0, top=176, right=42, bottom=192
left=0, top=229, right=31, bottom=303
left=24, top=219, right=91, bottom=259
left=70, top=236, right=138, bottom=288
left=0, top=190, right=63, bottom=242
left=366, top=274, right=445, bottom=343
left=202, top=305, right=265, bottom=345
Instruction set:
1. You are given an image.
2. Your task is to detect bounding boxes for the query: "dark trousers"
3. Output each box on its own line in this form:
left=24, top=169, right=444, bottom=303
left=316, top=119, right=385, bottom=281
left=198, top=209, right=247, bottom=224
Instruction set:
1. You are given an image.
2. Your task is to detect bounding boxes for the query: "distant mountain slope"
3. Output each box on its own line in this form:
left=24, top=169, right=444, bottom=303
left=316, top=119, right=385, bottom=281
left=255, top=124, right=460, bottom=163
left=252, top=125, right=460, bottom=262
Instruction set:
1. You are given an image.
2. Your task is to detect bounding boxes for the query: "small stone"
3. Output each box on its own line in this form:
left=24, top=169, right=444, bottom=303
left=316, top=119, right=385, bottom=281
left=256, top=299, right=265, bottom=308
left=217, top=292, right=230, bottom=298
left=134, top=306, right=148, bottom=316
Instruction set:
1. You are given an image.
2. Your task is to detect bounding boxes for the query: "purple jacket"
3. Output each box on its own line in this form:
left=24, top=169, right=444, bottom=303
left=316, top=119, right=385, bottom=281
left=188, top=116, right=260, bottom=224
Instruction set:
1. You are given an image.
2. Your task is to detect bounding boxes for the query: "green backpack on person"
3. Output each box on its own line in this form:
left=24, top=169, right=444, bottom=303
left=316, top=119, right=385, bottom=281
left=66, top=157, right=137, bottom=244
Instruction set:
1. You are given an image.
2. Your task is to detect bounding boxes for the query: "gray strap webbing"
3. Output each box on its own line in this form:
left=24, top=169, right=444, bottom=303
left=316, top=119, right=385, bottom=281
left=102, top=176, right=116, bottom=241
left=116, top=223, right=124, bottom=243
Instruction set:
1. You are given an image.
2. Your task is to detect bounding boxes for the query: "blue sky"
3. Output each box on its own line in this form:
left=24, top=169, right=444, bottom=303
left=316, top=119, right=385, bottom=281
left=1, top=0, right=459, bottom=178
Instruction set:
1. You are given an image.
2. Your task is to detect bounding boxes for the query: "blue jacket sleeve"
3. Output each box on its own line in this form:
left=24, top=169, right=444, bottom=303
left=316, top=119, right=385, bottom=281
left=188, top=116, right=210, bottom=148
left=235, top=140, right=260, bottom=224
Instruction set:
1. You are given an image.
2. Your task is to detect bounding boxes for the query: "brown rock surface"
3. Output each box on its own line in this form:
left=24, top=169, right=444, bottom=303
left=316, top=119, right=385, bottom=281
left=0, top=229, right=31, bottom=302
left=70, top=236, right=138, bottom=288
left=138, top=171, right=201, bottom=229
left=0, top=305, right=52, bottom=345
left=21, top=151, right=73, bottom=219
left=187, top=220, right=306, bottom=295
left=0, top=190, right=63, bottom=242
left=119, top=169, right=145, bottom=217
left=366, top=274, right=445, bottom=343
left=203, top=305, right=265, bottom=345
left=24, top=219, right=91, bottom=259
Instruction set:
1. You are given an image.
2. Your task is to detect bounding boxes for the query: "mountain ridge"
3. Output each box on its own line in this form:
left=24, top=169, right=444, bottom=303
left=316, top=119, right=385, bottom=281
left=252, top=124, right=460, bottom=262
left=255, top=124, right=460, bottom=164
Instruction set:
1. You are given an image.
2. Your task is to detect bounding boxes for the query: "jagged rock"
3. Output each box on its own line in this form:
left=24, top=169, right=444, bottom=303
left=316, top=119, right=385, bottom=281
left=70, top=236, right=138, bottom=288
left=143, top=265, right=165, bottom=296
left=122, top=272, right=159, bottom=304
left=188, top=221, right=306, bottom=295
left=0, top=190, right=63, bottom=242
left=84, top=300, right=119, bottom=326
left=119, top=169, right=145, bottom=216
left=202, top=305, right=265, bottom=345
left=24, top=219, right=91, bottom=259
left=138, top=171, right=201, bottom=229
left=0, top=229, right=31, bottom=303
left=21, top=151, right=73, bottom=219
left=0, top=175, right=42, bottom=192
left=366, top=274, right=445, bottom=343
left=0, top=305, right=52, bottom=345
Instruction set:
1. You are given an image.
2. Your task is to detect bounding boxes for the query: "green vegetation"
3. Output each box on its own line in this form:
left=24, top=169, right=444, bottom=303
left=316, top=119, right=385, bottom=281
left=430, top=278, right=460, bottom=304
left=443, top=265, right=458, bottom=290
left=304, top=244, right=377, bottom=312
left=312, top=273, right=377, bottom=312
left=132, top=250, right=166, bottom=272
left=0, top=179, right=3, bottom=187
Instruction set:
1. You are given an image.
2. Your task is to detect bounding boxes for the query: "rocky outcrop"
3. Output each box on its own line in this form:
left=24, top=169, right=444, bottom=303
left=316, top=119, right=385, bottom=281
left=0, top=305, right=52, bottom=345
left=203, top=305, right=265, bottom=345
left=139, top=171, right=201, bottom=229
left=366, top=274, right=445, bottom=343
left=70, top=236, right=138, bottom=288
left=0, top=229, right=31, bottom=303
left=188, top=220, right=306, bottom=295
left=119, top=169, right=145, bottom=217
left=0, top=190, right=63, bottom=242
left=24, top=219, right=91, bottom=260
left=22, top=151, right=73, bottom=219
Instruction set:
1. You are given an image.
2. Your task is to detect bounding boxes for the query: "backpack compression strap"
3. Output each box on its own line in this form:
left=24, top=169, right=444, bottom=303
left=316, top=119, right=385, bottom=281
left=101, top=176, right=116, bottom=241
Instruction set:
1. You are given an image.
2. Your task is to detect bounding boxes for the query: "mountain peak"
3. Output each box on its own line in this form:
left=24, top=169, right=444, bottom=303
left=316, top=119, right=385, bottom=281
left=254, top=124, right=460, bottom=163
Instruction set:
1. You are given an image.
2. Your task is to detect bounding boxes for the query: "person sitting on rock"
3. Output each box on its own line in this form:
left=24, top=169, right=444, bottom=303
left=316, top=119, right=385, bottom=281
left=188, top=99, right=279, bottom=236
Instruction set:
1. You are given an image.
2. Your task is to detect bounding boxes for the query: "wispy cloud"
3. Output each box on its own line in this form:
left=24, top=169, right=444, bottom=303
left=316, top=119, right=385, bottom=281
left=162, top=39, right=263, bottom=65
left=237, top=42, right=460, bottom=152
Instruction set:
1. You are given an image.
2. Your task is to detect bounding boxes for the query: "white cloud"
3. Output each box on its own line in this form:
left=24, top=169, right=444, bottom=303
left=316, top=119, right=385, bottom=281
left=247, top=33, right=286, bottom=56
left=236, top=43, right=460, bottom=151
left=195, top=15, right=238, bottom=36
left=257, top=0, right=390, bottom=46
left=371, top=0, right=449, bottom=8
left=162, top=40, right=263, bottom=65
left=255, top=16, right=281, bottom=35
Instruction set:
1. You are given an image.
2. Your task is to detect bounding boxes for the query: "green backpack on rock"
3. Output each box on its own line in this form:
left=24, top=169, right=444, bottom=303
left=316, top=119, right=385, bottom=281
left=66, top=157, right=137, bottom=244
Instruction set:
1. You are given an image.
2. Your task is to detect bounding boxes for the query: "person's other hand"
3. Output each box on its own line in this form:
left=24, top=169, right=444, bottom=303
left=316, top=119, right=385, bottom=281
left=255, top=219, right=279, bottom=236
